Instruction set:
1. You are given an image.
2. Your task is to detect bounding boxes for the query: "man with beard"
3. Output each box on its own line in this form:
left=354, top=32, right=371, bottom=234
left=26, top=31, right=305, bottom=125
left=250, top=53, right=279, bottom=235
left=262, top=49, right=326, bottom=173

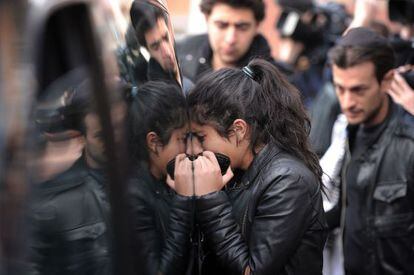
left=327, top=27, right=414, bottom=274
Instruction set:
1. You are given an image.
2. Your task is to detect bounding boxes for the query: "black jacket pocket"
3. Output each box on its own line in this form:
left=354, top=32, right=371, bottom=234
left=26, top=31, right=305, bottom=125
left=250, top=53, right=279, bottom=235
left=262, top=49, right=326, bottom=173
left=373, top=182, right=407, bottom=203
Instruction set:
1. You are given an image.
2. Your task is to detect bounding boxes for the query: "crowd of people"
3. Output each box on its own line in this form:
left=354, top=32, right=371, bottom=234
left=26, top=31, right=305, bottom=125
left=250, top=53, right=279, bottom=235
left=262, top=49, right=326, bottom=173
left=16, top=0, right=414, bottom=274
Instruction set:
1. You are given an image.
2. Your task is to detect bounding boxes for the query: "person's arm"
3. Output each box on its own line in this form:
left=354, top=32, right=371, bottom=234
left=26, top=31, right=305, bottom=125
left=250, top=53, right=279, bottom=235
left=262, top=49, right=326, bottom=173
left=195, top=172, right=316, bottom=274
left=344, top=0, right=379, bottom=34
left=172, top=152, right=321, bottom=273
left=127, top=183, right=193, bottom=275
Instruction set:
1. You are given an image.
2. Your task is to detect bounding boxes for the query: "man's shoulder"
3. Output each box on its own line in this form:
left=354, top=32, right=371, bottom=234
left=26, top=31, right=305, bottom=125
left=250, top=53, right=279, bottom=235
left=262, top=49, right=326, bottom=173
left=34, top=160, right=88, bottom=195
left=176, top=33, right=208, bottom=55
left=391, top=106, right=414, bottom=141
left=29, top=164, right=95, bottom=224
left=175, top=33, right=210, bottom=82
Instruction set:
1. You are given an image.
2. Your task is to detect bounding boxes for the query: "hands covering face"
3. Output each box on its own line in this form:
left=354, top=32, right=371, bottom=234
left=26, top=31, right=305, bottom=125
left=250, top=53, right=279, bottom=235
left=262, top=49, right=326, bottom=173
left=166, top=151, right=233, bottom=196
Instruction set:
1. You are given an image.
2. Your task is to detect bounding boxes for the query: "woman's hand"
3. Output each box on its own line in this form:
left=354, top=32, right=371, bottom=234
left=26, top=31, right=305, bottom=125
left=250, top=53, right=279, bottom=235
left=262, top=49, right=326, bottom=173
left=167, top=151, right=234, bottom=196
left=193, top=151, right=233, bottom=196
left=170, top=154, right=195, bottom=196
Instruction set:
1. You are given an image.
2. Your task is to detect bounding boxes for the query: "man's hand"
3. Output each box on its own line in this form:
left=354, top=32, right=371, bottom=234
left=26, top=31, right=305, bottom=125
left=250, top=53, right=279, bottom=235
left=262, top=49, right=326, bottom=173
left=388, top=67, right=414, bottom=116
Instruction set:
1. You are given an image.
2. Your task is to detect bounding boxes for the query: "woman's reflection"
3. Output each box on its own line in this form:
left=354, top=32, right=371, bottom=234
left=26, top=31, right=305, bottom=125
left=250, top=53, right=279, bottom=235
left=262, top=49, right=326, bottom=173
left=126, top=81, right=192, bottom=275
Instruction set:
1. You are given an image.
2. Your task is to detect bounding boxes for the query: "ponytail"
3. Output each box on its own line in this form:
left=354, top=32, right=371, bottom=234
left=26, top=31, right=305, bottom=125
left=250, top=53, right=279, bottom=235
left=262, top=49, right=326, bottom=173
left=246, top=59, right=322, bottom=181
left=188, top=58, right=322, bottom=182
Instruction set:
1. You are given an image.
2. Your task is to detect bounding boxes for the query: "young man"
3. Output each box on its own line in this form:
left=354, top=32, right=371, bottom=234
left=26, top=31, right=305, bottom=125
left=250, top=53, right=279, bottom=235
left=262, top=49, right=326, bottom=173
left=327, top=27, right=414, bottom=274
left=129, top=1, right=179, bottom=84
left=176, top=0, right=283, bottom=82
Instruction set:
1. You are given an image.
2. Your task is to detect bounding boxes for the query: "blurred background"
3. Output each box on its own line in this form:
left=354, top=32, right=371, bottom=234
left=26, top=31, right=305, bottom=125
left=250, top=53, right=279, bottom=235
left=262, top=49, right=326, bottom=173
left=167, top=0, right=398, bottom=59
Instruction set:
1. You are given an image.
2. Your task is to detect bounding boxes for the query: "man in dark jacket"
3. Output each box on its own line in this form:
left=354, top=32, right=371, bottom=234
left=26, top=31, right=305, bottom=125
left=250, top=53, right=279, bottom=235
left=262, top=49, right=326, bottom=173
left=327, top=27, right=414, bottom=274
left=27, top=77, right=125, bottom=275
left=176, top=0, right=289, bottom=82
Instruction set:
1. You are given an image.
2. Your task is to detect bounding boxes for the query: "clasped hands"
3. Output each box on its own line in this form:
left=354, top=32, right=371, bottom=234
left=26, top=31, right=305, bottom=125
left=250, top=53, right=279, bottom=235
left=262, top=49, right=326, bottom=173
left=166, top=151, right=233, bottom=196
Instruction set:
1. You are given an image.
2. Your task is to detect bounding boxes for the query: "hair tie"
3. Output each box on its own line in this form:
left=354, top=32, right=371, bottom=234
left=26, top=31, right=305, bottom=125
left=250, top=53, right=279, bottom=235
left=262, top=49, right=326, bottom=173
left=131, top=86, right=138, bottom=98
left=242, top=66, right=256, bottom=81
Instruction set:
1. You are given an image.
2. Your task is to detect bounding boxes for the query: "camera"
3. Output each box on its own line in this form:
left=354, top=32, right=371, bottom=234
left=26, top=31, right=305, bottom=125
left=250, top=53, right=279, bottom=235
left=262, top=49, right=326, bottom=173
left=166, top=152, right=231, bottom=180
left=276, top=1, right=351, bottom=64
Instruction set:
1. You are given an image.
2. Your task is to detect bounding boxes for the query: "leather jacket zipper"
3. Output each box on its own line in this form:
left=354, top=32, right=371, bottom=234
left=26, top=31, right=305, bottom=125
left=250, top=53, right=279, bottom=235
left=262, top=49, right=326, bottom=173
left=241, top=205, right=249, bottom=237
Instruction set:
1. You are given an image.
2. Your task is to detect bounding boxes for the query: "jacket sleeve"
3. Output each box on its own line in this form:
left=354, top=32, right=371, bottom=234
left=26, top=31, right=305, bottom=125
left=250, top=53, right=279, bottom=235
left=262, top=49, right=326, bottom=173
left=128, top=187, right=193, bottom=275
left=196, top=173, right=315, bottom=275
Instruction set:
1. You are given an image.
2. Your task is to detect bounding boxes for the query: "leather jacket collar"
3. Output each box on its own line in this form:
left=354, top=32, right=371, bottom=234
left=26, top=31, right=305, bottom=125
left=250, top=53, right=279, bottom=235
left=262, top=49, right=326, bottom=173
left=200, top=33, right=273, bottom=68
left=240, top=144, right=282, bottom=187
left=38, top=153, right=107, bottom=193
left=134, top=162, right=173, bottom=196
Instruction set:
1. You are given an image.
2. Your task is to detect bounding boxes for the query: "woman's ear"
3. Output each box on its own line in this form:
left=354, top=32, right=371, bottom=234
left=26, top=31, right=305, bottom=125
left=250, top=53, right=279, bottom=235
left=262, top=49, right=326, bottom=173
left=146, top=131, right=160, bottom=156
left=231, top=119, right=249, bottom=141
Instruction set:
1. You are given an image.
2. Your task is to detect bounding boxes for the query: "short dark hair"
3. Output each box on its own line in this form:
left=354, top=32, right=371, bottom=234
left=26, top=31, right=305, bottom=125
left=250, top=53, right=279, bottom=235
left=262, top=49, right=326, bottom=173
left=130, top=1, right=168, bottom=48
left=128, top=81, right=187, bottom=162
left=200, top=0, right=265, bottom=22
left=188, top=58, right=322, bottom=181
left=328, top=27, right=395, bottom=83
left=67, top=78, right=126, bottom=135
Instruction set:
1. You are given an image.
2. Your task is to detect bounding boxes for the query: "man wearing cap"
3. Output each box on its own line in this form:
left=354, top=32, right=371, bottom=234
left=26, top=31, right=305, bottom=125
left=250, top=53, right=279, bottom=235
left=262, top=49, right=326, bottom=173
left=28, top=77, right=125, bottom=275
left=326, top=27, right=414, bottom=274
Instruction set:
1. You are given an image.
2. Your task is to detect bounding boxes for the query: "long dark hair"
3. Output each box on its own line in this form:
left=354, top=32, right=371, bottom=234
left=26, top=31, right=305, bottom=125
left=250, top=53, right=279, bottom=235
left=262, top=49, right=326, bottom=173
left=128, top=81, right=187, bottom=163
left=187, top=58, right=322, bottom=181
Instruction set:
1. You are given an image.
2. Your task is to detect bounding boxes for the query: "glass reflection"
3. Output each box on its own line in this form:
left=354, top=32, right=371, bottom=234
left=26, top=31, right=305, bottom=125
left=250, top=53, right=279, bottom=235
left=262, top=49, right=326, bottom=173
left=123, top=0, right=182, bottom=86
left=119, top=2, right=198, bottom=275
left=2, top=0, right=186, bottom=274
left=126, top=81, right=190, bottom=275
left=27, top=72, right=126, bottom=275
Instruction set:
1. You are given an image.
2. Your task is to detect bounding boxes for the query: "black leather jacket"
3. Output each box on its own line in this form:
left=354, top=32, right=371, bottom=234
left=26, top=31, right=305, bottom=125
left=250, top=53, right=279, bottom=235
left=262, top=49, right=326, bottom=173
left=196, top=145, right=328, bottom=274
left=176, top=33, right=292, bottom=83
left=329, top=103, right=414, bottom=275
left=126, top=165, right=193, bottom=275
left=27, top=156, right=111, bottom=275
